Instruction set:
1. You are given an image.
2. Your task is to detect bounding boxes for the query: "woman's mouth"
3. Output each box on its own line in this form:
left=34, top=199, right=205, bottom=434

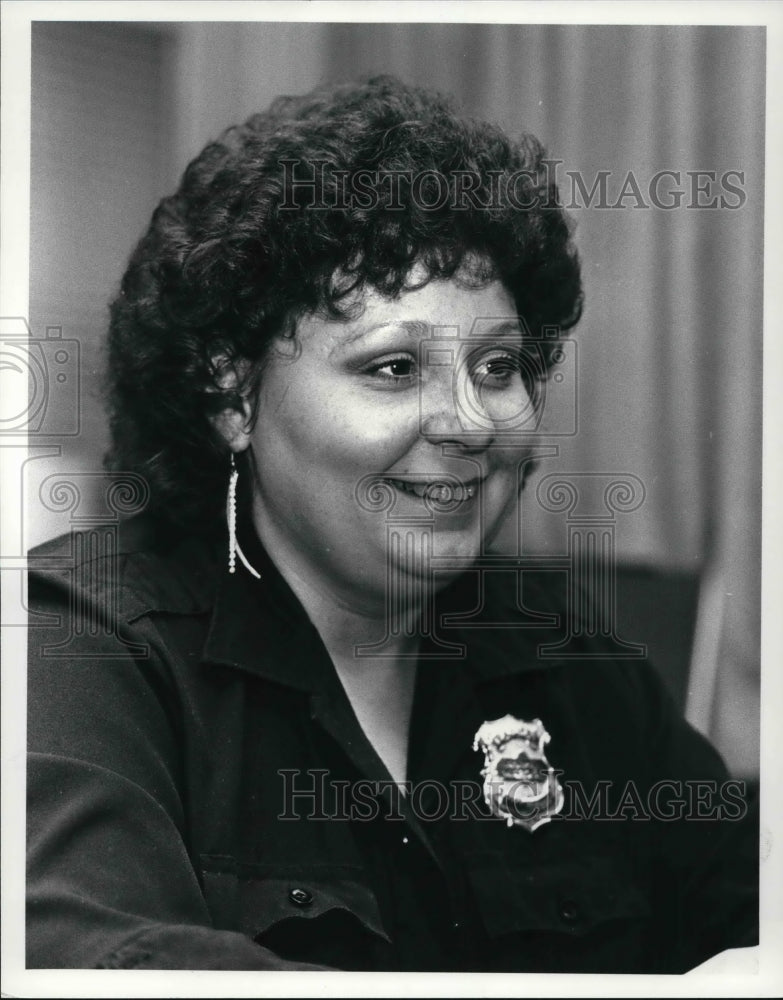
left=385, top=477, right=480, bottom=503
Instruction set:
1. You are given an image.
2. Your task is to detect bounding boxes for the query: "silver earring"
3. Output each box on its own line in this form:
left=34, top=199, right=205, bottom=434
left=226, top=454, right=261, bottom=580
left=227, top=454, right=238, bottom=573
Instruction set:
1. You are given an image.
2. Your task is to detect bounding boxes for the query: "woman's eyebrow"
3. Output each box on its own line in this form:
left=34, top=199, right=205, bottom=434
left=335, top=319, right=433, bottom=351
left=473, top=320, right=525, bottom=340
left=338, top=317, right=523, bottom=351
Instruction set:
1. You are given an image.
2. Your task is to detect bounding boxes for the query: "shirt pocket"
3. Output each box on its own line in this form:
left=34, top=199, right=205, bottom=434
left=199, top=857, right=391, bottom=969
left=464, top=852, right=652, bottom=971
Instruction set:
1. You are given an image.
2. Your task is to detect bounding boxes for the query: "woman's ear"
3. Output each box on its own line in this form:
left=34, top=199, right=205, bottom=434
left=206, top=354, right=254, bottom=453
left=210, top=402, right=253, bottom=453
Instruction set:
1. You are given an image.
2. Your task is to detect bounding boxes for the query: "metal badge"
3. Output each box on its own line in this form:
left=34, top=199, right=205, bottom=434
left=473, top=715, right=564, bottom=832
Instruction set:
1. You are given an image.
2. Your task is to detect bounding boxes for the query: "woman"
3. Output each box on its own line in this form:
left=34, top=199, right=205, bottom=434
left=26, top=76, right=757, bottom=972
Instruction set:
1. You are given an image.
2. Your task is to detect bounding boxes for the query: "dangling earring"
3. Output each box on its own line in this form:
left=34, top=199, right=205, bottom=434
left=226, top=453, right=261, bottom=579
left=227, top=454, right=238, bottom=573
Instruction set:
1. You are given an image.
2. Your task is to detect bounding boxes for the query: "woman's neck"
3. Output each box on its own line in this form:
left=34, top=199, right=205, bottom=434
left=251, top=495, right=425, bottom=661
left=275, top=556, right=421, bottom=789
left=251, top=500, right=422, bottom=787
left=272, top=548, right=422, bottom=665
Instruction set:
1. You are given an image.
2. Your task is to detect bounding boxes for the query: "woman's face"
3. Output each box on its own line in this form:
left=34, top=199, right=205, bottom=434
left=245, top=270, right=536, bottom=605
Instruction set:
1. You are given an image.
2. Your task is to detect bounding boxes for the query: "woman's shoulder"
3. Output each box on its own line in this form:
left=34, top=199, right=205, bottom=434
left=462, top=565, right=688, bottom=717
left=27, top=514, right=222, bottom=623
left=460, top=567, right=733, bottom=785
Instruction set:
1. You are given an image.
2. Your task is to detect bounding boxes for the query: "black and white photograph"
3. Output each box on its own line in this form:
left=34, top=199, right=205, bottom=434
left=1, top=1, right=781, bottom=995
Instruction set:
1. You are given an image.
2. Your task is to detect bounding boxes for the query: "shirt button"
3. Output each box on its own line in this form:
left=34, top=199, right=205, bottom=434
left=559, top=899, right=580, bottom=924
left=288, top=888, right=313, bottom=907
left=402, top=836, right=409, bottom=844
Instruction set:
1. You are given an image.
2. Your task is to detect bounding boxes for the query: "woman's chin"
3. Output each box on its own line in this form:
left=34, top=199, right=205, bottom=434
left=380, top=528, right=482, bottom=583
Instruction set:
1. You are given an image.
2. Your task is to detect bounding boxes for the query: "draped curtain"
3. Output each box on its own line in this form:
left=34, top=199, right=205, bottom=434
left=30, top=22, right=763, bottom=775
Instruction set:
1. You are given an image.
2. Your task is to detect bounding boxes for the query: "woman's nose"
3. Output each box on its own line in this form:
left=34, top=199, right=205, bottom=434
left=419, top=364, right=495, bottom=451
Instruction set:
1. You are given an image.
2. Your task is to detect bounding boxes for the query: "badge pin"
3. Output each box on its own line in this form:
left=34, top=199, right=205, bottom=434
left=473, top=715, right=564, bottom=832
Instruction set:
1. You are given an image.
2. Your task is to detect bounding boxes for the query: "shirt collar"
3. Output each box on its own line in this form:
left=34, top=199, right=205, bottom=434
left=108, top=501, right=561, bottom=693
left=201, top=556, right=560, bottom=695
left=140, top=467, right=560, bottom=690
left=201, top=501, right=330, bottom=693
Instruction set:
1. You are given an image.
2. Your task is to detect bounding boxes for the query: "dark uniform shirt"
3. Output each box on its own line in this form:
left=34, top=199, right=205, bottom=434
left=26, top=514, right=758, bottom=971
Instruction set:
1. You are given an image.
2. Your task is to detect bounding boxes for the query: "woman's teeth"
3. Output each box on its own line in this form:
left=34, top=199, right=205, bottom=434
left=387, top=479, right=477, bottom=501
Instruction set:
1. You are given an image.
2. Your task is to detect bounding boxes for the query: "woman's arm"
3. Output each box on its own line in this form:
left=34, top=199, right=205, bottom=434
left=26, top=572, right=327, bottom=970
left=625, top=659, right=759, bottom=971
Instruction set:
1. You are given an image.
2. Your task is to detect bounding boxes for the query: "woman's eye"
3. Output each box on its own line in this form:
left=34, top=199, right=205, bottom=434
left=473, top=352, right=522, bottom=385
left=367, top=357, right=417, bottom=382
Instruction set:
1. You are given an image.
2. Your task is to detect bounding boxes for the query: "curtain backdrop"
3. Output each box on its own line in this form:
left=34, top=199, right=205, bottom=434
left=29, top=22, right=763, bottom=775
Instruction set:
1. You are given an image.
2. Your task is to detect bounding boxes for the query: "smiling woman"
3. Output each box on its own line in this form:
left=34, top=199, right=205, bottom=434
left=26, top=76, right=757, bottom=973
left=233, top=276, right=531, bottom=598
left=222, top=274, right=534, bottom=787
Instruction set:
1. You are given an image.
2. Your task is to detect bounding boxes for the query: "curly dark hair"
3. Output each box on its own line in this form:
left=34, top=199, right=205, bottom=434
left=106, top=75, right=583, bottom=534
